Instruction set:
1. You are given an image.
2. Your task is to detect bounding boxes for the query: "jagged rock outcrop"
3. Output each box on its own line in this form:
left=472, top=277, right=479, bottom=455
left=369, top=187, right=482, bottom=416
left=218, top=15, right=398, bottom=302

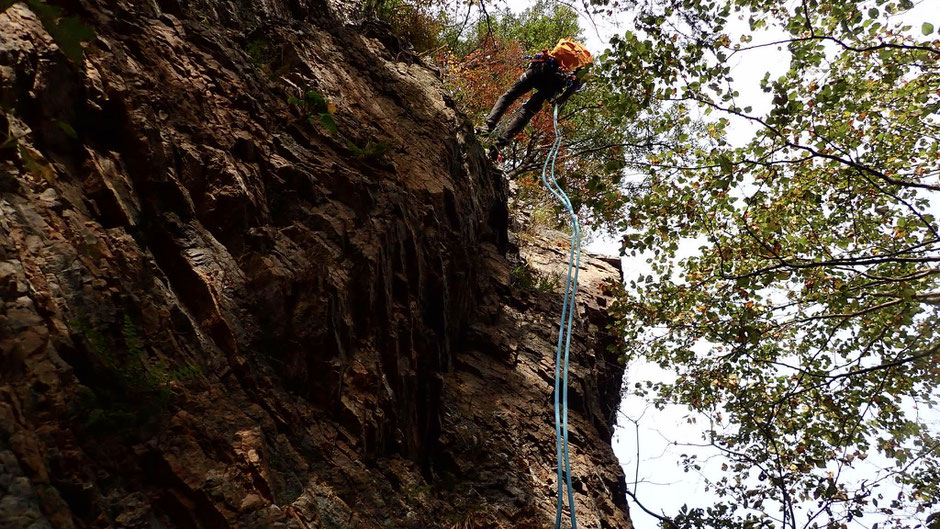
left=0, top=1, right=631, bottom=528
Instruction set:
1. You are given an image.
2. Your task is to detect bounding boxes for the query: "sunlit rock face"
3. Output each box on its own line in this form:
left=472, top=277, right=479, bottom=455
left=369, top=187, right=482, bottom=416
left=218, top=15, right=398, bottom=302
left=0, top=1, right=631, bottom=527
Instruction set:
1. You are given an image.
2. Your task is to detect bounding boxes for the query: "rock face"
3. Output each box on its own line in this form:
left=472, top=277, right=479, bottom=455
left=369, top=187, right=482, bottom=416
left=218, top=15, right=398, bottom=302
left=0, top=1, right=631, bottom=528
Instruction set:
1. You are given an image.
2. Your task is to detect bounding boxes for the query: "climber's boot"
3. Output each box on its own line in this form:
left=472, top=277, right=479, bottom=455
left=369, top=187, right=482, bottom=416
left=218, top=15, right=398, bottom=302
left=488, top=144, right=501, bottom=161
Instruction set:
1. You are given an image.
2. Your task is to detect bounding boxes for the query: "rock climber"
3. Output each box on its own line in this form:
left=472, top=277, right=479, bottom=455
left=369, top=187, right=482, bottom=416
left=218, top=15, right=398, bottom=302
left=477, top=38, right=593, bottom=158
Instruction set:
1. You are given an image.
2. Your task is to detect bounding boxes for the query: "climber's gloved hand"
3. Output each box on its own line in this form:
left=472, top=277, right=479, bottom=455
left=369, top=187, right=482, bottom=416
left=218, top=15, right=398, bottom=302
left=550, top=93, right=570, bottom=108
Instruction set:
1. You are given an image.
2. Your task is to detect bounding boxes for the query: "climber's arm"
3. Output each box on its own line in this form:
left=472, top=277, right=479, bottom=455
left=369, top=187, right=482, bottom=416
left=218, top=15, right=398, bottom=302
left=551, top=77, right=582, bottom=108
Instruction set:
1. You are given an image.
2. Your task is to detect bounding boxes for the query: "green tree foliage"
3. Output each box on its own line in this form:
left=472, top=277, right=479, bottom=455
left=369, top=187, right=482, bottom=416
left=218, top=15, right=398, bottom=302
left=442, top=0, right=582, bottom=57
left=598, top=0, right=940, bottom=527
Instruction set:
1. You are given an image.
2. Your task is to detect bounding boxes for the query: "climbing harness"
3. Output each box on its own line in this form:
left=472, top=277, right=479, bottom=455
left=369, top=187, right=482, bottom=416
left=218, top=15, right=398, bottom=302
left=542, top=104, right=582, bottom=529
left=524, top=51, right=560, bottom=72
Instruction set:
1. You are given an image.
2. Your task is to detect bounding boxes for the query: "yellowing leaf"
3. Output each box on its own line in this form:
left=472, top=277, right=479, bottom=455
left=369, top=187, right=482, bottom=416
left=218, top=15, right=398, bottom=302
left=18, top=145, right=55, bottom=183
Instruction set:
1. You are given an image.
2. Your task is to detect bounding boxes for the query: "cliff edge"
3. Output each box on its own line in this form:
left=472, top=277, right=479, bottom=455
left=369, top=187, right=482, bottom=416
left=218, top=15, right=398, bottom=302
left=0, top=1, right=631, bottom=527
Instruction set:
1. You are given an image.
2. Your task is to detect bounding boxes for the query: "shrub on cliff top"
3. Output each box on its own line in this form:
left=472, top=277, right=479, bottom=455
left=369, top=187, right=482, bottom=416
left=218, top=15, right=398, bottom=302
left=363, top=0, right=444, bottom=54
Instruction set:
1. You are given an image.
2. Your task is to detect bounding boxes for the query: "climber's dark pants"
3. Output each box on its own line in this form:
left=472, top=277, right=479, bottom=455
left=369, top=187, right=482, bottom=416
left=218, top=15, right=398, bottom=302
left=485, top=65, right=565, bottom=147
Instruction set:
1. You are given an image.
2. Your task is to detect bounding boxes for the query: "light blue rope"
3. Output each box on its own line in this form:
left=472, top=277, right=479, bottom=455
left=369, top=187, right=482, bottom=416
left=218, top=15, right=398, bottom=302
left=553, top=107, right=582, bottom=529
left=540, top=112, right=568, bottom=529
left=539, top=104, right=582, bottom=529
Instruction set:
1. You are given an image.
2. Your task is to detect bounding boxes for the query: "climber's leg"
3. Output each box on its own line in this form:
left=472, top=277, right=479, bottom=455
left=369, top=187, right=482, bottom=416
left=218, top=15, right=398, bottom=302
left=483, top=69, right=537, bottom=133
left=494, top=90, right=550, bottom=147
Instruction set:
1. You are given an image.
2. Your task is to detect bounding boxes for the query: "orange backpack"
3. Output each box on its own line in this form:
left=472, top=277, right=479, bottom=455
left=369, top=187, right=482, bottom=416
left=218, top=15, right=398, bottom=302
left=550, top=38, right=593, bottom=71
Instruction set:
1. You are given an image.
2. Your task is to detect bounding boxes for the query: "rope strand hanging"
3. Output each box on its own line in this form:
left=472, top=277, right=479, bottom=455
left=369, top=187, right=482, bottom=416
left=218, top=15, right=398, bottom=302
left=539, top=103, right=582, bottom=529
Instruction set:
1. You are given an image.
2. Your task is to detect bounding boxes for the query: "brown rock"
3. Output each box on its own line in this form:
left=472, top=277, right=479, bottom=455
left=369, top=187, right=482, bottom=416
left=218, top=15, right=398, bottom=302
left=0, top=1, right=631, bottom=528
left=239, top=493, right=265, bottom=512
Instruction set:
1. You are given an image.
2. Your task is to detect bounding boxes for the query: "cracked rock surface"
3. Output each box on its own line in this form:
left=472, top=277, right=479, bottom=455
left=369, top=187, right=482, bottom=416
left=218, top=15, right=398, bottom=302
left=0, top=1, right=632, bottom=527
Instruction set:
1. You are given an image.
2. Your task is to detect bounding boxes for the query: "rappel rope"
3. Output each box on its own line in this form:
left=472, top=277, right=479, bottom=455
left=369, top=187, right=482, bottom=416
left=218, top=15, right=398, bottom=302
left=540, top=103, right=582, bottom=529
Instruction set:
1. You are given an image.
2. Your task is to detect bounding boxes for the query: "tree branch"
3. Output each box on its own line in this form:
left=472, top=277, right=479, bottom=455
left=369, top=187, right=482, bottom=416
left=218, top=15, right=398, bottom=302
left=728, top=35, right=940, bottom=59
left=670, top=96, right=940, bottom=192
left=623, top=489, right=680, bottom=529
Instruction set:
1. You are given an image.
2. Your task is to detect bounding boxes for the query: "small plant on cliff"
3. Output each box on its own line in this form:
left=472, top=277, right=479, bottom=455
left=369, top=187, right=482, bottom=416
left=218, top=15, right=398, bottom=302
left=536, top=271, right=561, bottom=293
left=0, top=0, right=95, bottom=65
left=70, top=315, right=200, bottom=435
left=510, top=263, right=560, bottom=293
left=346, top=139, right=390, bottom=161
left=1, top=107, right=59, bottom=183
left=246, top=37, right=274, bottom=67
left=362, top=0, right=443, bottom=54
left=289, top=89, right=390, bottom=162
left=0, top=113, right=17, bottom=152
left=243, top=36, right=292, bottom=79
left=288, top=90, right=339, bottom=133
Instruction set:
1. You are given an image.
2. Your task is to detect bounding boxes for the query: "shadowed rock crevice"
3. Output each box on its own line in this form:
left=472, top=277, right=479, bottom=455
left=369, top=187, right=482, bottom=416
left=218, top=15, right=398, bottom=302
left=0, top=1, right=631, bottom=528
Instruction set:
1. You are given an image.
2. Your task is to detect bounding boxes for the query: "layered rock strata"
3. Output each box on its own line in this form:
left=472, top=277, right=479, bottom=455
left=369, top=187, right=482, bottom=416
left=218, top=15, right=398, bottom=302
left=0, top=1, right=631, bottom=527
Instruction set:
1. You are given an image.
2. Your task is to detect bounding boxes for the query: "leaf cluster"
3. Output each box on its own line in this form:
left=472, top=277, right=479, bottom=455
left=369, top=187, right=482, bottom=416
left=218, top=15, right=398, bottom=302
left=70, top=316, right=200, bottom=436
left=363, top=0, right=445, bottom=53
left=290, top=90, right=390, bottom=161
left=510, top=262, right=561, bottom=293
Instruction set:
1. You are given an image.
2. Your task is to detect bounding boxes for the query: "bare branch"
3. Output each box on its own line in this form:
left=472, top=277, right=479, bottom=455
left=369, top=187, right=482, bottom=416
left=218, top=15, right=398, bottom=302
left=668, top=96, right=940, bottom=192
left=623, top=489, right=680, bottom=529
left=727, top=35, right=940, bottom=59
